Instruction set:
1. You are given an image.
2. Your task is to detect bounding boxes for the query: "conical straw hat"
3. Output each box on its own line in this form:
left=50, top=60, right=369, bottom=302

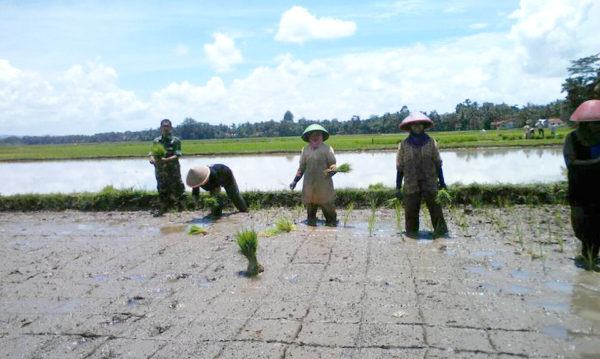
left=186, top=165, right=210, bottom=187
left=399, top=112, right=434, bottom=131
left=301, top=124, right=330, bottom=142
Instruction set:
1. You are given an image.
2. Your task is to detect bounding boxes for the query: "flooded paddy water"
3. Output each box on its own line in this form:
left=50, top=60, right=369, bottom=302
left=1, top=205, right=598, bottom=357
left=0, top=147, right=564, bottom=195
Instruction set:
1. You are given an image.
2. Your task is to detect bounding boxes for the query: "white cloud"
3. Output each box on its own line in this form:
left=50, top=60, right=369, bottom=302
left=469, top=23, right=488, bottom=30
left=174, top=44, right=189, bottom=56
left=2, top=0, right=600, bottom=136
left=203, top=33, right=242, bottom=72
left=275, top=6, right=357, bottom=44
left=0, top=60, right=148, bottom=135
left=508, top=0, right=600, bottom=75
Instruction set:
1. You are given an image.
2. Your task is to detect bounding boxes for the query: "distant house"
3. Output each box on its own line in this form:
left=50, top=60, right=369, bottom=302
left=547, top=118, right=565, bottom=127
left=490, top=120, right=515, bottom=129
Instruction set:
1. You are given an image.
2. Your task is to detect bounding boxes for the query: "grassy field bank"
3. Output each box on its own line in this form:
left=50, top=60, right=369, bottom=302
left=0, top=183, right=567, bottom=212
left=0, top=128, right=571, bottom=161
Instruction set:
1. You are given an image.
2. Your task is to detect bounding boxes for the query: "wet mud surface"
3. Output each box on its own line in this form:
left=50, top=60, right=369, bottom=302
left=1, top=205, right=599, bottom=358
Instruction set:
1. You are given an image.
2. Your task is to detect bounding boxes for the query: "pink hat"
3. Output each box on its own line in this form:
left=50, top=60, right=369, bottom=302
left=399, top=112, right=434, bottom=131
left=570, top=100, right=600, bottom=122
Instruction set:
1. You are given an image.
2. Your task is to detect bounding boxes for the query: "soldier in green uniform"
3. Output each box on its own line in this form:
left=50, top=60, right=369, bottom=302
left=149, top=119, right=185, bottom=215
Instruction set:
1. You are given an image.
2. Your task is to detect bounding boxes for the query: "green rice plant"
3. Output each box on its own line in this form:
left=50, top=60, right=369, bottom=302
left=492, top=211, right=506, bottom=232
left=368, top=199, right=376, bottom=236
left=395, top=203, right=403, bottom=231
left=336, top=163, right=352, bottom=173
left=275, top=216, right=297, bottom=232
left=436, top=189, right=453, bottom=207
left=150, top=143, right=167, bottom=159
left=422, top=206, right=432, bottom=230
left=385, top=197, right=400, bottom=208
left=294, top=204, right=304, bottom=220
left=453, top=207, right=469, bottom=235
left=260, top=216, right=297, bottom=237
left=549, top=222, right=564, bottom=252
left=187, top=224, right=208, bottom=235
left=236, top=229, right=262, bottom=276
left=529, top=243, right=546, bottom=260
left=343, top=201, right=355, bottom=227
left=576, top=249, right=599, bottom=271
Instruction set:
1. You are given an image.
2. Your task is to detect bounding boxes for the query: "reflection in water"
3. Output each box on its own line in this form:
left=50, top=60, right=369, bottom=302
left=0, top=147, right=566, bottom=195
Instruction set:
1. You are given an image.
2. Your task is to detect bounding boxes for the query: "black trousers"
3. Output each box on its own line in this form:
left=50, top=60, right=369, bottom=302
left=571, top=206, right=600, bottom=259
left=404, top=191, right=447, bottom=236
left=306, top=202, right=337, bottom=224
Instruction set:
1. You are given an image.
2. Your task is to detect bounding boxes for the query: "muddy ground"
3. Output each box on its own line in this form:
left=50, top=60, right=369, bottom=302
left=1, top=205, right=599, bottom=358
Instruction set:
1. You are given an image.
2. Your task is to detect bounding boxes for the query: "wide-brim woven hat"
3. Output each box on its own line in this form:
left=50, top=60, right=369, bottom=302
left=186, top=165, right=210, bottom=187
left=302, top=124, right=330, bottom=142
left=399, top=112, right=434, bottom=131
left=570, top=100, right=600, bottom=122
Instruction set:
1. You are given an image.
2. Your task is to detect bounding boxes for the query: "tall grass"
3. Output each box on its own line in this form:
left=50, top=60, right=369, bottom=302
left=0, top=183, right=569, bottom=212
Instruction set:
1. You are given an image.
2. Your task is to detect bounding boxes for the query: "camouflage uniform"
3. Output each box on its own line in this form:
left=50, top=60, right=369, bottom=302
left=151, top=135, right=185, bottom=211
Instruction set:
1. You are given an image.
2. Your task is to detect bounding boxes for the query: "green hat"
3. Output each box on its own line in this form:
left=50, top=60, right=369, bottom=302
left=301, top=124, right=329, bottom=142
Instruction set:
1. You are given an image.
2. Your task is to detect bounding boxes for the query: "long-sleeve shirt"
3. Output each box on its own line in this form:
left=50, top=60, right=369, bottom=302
left=396, top=138, right=442, bottom=194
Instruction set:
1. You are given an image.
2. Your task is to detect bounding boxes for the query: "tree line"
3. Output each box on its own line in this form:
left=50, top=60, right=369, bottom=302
left=2, top=53, right=598, bottom=146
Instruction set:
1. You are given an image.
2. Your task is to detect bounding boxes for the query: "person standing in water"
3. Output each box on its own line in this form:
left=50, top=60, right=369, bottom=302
left=396, top=112, right=448, bottom=238
left=563, top=100, right=600, bottom=265
left=290, top=124, right=337, bottom=226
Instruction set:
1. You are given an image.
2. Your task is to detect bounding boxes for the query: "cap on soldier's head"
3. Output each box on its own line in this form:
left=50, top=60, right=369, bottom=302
left=160, top=119, right=172, bottom=127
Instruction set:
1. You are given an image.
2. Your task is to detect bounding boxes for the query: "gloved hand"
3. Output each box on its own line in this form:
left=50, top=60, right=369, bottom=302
left=289, top=181, right=297, bottom=190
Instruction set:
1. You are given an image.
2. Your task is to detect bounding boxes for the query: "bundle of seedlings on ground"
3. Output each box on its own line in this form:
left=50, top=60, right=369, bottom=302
left=336, top=163, right=352, bottom=173
left=187, top=224, right=208, bottom=235
left=236, top=229, right=263, bottom=276
left=150, top=143, right=167, bottom=159
left=260, top=216, right=297, bottom=237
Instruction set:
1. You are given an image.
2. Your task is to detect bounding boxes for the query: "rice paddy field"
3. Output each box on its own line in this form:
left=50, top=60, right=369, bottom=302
left=0, top=128, right=571, bottom=161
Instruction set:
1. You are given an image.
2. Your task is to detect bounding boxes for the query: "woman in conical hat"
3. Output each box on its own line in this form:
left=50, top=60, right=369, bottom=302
left=396, top=112, right=448, bottom=238
left=563, top=100, right=600, bottom=264
left=289, top=124, right=337, bottom=226
left=186, top=164, right=248, bottom=217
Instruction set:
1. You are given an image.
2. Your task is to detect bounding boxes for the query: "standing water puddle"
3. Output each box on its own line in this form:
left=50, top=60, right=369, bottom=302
left=0, top=147, right=565, bottom=195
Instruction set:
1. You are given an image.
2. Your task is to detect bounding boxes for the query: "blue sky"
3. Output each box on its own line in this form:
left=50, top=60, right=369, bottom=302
left=1, top=0, right=599, bottom=136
